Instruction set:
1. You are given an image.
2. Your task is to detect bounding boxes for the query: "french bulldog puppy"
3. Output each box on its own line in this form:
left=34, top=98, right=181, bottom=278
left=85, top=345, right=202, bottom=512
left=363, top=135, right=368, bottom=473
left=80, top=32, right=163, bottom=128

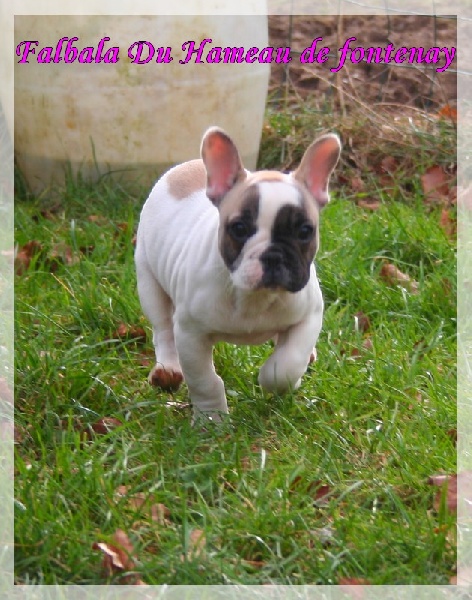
left=135, top=127, right=341, bottom=421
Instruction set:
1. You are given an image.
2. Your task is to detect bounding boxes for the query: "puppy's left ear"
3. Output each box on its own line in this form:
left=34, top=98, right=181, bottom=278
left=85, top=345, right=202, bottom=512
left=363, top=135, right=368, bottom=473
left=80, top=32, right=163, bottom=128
left=293, top=134, right=341, bottom=208
left=201, top=127, right=247, bottom=207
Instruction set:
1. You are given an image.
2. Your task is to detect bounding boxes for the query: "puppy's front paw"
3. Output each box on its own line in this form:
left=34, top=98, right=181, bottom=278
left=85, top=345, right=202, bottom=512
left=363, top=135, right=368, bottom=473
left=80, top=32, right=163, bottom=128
left=149, top=365, right=184, bottom=391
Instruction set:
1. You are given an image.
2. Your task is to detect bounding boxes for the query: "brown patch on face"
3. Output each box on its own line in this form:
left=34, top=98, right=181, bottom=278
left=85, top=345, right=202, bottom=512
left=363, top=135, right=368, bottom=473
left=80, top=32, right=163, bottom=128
left=259, top=199, right=318, bottom=292
left=219, top=185, right=260, bottom=271
left=166, top=159, right=206, bottom=200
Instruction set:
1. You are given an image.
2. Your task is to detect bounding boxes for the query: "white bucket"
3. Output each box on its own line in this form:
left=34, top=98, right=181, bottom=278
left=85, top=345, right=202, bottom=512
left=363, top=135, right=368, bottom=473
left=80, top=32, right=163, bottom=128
left=14, top=15, right=270, bottom=193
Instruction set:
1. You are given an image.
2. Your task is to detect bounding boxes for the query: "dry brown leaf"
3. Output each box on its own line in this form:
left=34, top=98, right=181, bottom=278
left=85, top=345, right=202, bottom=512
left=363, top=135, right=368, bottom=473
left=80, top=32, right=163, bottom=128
left=349, top=347, right=361, bottom=359
left=428, top=473, right=457, bottom=513
left=88, top=214, right=107, bottom=225
left=129, top=497, right=170, bottom=525
left=428, top=471, right=472, bottom=517
left=115, top=222, right=131, bottom=234
left=241, top=559, right=266, bottom=569
left=354, top=311, right=370, bottom=333
left=79, top=245, right=95, bottom=255
left=89, top=417, right=123, bottom=435
left=183, top=529, right=206, bottom=561
left=290, top=476, right=333, bottom=506
left=149, top=503, right=171, bottom=524
left=92, top=529, right=145, bottom=585
left=47, top=243, right=78, bottom=272
left=428, top=470, right=472, bottom=521
left=111, top=323, right=147, bottom=344
left=439, top=208, right=457, bottom=239
left=114, top=486, right=172, bottom=525
left=14, top=240, right=43, bottom=275
left=447, top=429, right=457, bottom=444
left=350, top=175, right=365, bottom=193
left=313, top=482, right=333, bottom=505
left=437, top=104, right=457, bottom=123
left=357, top=199, right=380, bottom=211
left=380, top=263, right=419, bottom=294
left=380, top=155, right=398, bottom=173
left=421, top=165, right=450, bottom=204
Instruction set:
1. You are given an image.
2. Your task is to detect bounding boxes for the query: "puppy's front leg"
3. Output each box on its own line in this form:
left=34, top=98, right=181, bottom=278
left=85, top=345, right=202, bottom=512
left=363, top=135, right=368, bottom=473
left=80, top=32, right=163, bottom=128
left=258, top=310, right=323, bottom=394
left=174, top=324, right=228, bottom=421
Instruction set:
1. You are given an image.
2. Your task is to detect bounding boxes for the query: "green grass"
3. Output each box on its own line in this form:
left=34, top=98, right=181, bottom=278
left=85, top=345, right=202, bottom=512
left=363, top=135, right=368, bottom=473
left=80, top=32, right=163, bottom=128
left=14, top=111, right=456, bottom=585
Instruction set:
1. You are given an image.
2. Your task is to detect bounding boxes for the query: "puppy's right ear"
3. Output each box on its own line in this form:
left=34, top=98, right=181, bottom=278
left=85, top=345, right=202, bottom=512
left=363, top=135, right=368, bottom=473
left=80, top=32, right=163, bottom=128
left=201, top=127, right=246, bottom=207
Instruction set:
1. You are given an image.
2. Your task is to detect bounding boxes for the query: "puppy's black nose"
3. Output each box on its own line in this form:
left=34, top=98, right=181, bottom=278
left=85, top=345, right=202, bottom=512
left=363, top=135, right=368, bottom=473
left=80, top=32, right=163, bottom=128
left=261, top=248, right=283, bottom=269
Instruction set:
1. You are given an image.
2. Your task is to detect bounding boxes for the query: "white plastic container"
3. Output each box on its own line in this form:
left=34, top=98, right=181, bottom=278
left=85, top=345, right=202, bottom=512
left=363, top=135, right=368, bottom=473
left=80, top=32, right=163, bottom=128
left=14, top=15, right=270, bottom=193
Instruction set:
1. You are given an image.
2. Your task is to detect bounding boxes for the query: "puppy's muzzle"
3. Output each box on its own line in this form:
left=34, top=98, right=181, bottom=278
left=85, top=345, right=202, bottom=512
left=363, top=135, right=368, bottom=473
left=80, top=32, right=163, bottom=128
left=260, top=248, right=288, bottom=290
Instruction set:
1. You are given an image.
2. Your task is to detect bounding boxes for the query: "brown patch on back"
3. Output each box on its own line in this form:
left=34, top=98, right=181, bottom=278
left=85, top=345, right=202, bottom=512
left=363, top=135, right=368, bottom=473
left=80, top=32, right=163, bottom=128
left=166, top=159, right=206, bottom=200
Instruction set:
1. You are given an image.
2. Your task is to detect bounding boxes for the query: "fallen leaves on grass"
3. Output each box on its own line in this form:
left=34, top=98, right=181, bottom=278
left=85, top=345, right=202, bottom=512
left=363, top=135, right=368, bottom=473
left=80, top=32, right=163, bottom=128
left=357, top=199, right=381, bottom=211
left=183, top=529, right=206, bottom=562
left=421, top=165, right=450, bottom=204
left=379, top=262, right=419, bottom=294
left=92, top=529, right=146, bottom=585
left=77, top=417, right=123, bottom=444
left=111, top=323, right=147, bottom=344
left=241, top=559, right=266, bottom=569
left=447, top=429, right=457, bottom=444
left=428, top=473, right=457, bottom=513
left=89, top=417, right=123, bottom=435
left=14, top=240, right=43, bottom=274
left=350, top=175, right=365, bottom=193
left=46, top=242, right=79, bottom=272
left=437, top=104, right=457, bottom=123
left=115, top=486, right=171, bottom=526
left=14, top=240, right=92, bottom=275
left=354, top=311, right=370, bottom=333
left=290, top=476, right=333, bottom=506
left=428, top=471, right=472, bottom=516
left=88, top=214, right=108, bottom=225
left=439, top=208, right=457, bottom=239
left=380, top=155, right=398, bottom=174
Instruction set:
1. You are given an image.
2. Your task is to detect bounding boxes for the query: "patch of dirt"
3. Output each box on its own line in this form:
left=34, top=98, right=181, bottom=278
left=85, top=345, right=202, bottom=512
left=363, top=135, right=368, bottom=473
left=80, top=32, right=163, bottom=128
left=268, top=15, right=457, bottom=110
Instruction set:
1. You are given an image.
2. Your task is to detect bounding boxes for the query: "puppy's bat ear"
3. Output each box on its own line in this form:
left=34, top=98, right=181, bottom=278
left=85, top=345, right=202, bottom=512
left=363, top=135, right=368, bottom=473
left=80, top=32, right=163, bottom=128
left=201, top=127, right=246, bottom=207
left=293, top=134, right=341, bottom=208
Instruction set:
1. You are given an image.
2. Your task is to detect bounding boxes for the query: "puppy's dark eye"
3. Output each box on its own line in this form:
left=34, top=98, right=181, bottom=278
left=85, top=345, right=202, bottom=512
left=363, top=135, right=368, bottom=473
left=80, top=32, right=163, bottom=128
left=298, top=222, right=314, bottom=242
left=228, top=220, right=249, bottom=242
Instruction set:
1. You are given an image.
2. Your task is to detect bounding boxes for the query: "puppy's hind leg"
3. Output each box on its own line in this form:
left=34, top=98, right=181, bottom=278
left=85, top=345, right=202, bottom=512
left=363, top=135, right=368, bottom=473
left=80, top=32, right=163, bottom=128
left=136, top=261, right=183, bottom=391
